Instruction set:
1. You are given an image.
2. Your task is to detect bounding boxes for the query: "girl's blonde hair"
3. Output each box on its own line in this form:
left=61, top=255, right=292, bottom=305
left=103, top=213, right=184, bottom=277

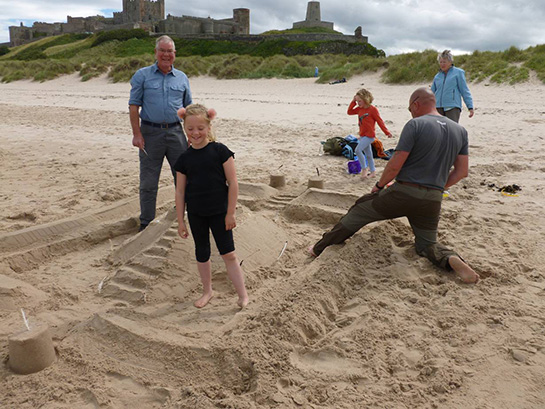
left=355, top=88, right=374, bottom=105
left=180, top=103, right=217, bottom=142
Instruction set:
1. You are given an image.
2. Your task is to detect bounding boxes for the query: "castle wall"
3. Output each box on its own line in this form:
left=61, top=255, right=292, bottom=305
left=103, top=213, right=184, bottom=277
left=169, top=33, right=367, bottom=44
left=63, top=16, right=115, bottom=34
left=293, top=21, right=334, bottom=30
left=32, top=22, right=62, bottom=36
left=63, top=17, right=86, bottom=33
left=158, top=11, right=247, bottom=36
left=159, top=16, right=203, bottom=35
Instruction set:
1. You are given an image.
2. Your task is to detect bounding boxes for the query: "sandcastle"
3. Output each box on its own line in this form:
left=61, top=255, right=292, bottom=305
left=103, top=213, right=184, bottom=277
left=8, top=323, right=57, bottom=374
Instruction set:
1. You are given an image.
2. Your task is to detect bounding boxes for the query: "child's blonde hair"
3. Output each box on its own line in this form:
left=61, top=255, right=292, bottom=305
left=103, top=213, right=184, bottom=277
left=355, top=88, right=374, bottom=105
left=179, top=103, right=217, bottom=142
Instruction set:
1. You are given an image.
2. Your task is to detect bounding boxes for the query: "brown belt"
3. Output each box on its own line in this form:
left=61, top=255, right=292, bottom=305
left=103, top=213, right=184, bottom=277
left=397, top=181, right=443, bottom=192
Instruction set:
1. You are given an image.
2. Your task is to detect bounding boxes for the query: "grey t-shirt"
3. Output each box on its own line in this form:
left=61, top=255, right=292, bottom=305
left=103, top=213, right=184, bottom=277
left=396, top=114, right=468, bottom=189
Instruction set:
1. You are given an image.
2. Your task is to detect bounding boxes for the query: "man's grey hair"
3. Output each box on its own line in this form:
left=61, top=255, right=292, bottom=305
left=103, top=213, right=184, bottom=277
left=437, top=49, right=453, bottom=62
left=155, top=35, right=175, bottom=51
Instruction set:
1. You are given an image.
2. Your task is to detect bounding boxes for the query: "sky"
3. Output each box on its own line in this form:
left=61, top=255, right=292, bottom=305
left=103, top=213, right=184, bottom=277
left=1, top=0, right=545, bottom=55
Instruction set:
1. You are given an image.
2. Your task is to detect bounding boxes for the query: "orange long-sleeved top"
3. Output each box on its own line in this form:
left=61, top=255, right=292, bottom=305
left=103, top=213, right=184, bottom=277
left=347, top=100, right=390, bottom=139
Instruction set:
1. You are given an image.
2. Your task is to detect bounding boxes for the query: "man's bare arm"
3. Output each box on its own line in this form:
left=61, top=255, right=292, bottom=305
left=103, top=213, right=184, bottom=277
left=129, top=105, right=144, bottom=149
left=372, top=150, right=410, bottom=192
left=444, top=154, right=468, bottom=189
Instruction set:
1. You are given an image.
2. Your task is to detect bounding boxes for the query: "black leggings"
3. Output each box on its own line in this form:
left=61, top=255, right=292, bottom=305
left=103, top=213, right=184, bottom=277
left=187, top=212, right=235, bottom=262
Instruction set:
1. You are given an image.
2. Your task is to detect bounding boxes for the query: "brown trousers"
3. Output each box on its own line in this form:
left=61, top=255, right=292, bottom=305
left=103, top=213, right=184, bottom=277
left=312, top=183, right=459, bottom=271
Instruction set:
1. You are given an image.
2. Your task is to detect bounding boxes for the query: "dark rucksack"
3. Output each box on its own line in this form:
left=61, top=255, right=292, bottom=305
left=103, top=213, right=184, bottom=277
left=322, top=137, right=347, bottom=156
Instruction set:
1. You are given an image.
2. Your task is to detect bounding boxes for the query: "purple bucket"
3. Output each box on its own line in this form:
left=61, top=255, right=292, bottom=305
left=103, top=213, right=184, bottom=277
left=347, top=160, right=362, bottom=174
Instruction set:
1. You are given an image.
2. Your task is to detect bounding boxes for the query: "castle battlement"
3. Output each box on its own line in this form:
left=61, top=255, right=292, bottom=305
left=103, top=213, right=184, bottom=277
left=8, top=1, right=365, bottom=48
left=8, top=0, right=248, bottom=46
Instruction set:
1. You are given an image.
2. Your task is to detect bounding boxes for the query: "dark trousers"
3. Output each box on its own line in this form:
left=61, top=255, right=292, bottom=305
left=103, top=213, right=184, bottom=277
left=313, top=183, right=459, bottom=271
left=139, top=123, right=187, bottom=226
left=437, top=107, right=461, bottom=123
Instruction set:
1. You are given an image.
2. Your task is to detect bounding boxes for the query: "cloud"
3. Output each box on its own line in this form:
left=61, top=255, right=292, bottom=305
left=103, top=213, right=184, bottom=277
left=1, top=0, right=545, bottom=54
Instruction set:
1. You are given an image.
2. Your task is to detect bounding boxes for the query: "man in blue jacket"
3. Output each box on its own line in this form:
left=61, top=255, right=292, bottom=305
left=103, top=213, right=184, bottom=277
left=129, top=35, right=192, bottom=231
left=431, top=49, right=474, bottom=123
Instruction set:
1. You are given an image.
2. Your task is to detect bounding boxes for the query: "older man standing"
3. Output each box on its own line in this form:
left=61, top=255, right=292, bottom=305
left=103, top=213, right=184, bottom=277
left=309, top=87, right=479, bottom=284
left=129, top=35, right=192, bottom=231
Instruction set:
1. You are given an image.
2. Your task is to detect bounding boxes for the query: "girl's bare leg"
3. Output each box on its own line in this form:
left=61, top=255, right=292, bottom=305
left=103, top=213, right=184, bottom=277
left=195, top=260, right=214, bottom=308
left=360, top=168, right=369, bottom=179
left=222, top=251, right=249, bottom=308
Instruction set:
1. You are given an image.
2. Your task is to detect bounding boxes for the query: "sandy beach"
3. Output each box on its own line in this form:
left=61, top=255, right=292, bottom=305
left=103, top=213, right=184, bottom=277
left=1, top=71, right=545, bottom=408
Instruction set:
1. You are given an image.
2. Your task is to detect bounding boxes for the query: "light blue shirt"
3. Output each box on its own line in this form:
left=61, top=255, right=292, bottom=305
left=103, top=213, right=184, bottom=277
left=129, top=62, right=192, bottom=124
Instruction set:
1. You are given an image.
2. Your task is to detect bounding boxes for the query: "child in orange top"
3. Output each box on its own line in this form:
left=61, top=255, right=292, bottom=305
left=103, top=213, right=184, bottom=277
left=347, top=88, right=393, bottom=179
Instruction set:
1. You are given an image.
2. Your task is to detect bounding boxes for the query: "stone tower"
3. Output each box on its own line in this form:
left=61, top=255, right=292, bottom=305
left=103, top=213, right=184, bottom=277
left=305, top=1, right=321, bottom=23
left=293, top=1, right=333, bottom=30
left=233, top=8, right=250, bottom=34
left=121, top=0, right=164, bottom=23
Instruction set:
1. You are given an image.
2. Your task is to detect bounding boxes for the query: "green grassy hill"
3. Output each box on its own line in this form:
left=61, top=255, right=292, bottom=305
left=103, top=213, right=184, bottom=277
left=1, top=29, right=544, bottom=85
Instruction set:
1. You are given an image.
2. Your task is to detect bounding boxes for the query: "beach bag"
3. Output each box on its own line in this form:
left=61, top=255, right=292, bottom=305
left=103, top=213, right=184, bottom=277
left=341, top=134, right=359, bottom=160
left=322, top=137, right=346, bottom=156
left=342, top=144, right=355, bottom=160
left=347, top=160, right=362, bottom=174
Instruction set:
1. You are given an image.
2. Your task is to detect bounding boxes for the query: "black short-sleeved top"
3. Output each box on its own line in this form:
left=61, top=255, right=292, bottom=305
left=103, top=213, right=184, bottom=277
left=174, top=141, right=234, bottom=216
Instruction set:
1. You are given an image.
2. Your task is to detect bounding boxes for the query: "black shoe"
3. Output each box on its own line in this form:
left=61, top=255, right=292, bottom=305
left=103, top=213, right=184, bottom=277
left=139, top=223, right=148, bottom=232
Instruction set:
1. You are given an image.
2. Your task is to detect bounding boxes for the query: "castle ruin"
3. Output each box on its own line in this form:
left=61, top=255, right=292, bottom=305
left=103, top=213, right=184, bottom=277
left=8, top=1, right=366, bottom=49
left=8, top=0, right=249, bottom=47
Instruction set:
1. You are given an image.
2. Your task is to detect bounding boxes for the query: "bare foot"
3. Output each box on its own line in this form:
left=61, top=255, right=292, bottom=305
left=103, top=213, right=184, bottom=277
left=360, top=171, right=369, bottom=180
left=448, top=256, right=480, bottom=284
left=369, top=171, right=376, bottom=178
left=237, top=296, right=249, bottom=309
left=307, top=245, right=317, bottom=257
left=194, top=292, right=214, bottom=308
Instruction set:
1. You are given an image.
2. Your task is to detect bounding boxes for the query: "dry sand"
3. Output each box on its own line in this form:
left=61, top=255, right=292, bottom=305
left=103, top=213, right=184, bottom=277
left=1, top=71, right=545, bottom=408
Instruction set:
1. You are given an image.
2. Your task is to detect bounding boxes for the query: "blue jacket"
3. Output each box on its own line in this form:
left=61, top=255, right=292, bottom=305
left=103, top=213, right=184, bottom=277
left=431, top=66, right=473, bottom=111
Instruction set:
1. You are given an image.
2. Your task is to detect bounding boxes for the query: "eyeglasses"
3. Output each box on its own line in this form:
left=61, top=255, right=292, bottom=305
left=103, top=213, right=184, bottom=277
left=157, top=48, right=175, bottom=54
left=407, top=97, right=420, bottom=112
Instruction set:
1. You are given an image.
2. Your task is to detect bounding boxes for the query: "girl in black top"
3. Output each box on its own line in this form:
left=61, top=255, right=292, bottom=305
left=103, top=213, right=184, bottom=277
left=174, top=104, right=249, bottom=309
